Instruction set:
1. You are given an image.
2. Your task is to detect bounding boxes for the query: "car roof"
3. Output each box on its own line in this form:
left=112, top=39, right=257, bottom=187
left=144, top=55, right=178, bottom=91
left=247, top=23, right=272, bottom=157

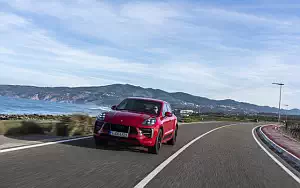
left=126, top=97, right=166, bottom=104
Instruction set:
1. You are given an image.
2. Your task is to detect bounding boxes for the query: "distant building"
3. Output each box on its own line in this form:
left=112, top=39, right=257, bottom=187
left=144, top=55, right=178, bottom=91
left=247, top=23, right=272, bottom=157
left=180, top=110, right=194, bottom=116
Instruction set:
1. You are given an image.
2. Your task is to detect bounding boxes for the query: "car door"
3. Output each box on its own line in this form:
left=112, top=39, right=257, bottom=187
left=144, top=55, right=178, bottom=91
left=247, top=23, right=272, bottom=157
left=161, top=103, right=171, bottom=136
left=163, top=103, right=173, bottom=137
left=166, top=103, right=175, bottom=132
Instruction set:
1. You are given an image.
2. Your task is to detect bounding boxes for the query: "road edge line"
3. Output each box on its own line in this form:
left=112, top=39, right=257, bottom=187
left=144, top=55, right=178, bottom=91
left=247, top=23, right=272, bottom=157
left=0, top=136, right=93, bottom=154
left=252, top=126, right=300, bottom=184
left=179, top=121, right=221, bottom=126
left=134, top=123, right=237, bottom=188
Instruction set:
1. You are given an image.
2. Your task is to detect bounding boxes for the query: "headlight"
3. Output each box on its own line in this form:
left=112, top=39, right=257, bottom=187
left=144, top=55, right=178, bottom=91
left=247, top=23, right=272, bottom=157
left=142, top=118, right=157, bottom=125
left=96, top=113, right=106, bottom=121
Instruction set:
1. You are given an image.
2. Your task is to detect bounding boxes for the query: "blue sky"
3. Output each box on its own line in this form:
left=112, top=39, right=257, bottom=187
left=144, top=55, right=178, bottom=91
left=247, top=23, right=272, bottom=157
left=0, top=0, right=300, bottom=108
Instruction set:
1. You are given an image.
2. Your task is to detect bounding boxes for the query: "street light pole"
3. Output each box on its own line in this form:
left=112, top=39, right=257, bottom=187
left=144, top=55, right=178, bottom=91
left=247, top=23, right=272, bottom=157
left=272, top=83, right=284, bottom=123
left=283, top=104, right=289, bottom=124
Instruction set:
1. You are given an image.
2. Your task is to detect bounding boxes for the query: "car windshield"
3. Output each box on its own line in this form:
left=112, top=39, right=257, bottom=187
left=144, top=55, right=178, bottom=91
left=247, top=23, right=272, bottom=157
left=116, top=99, right=162, bottom=116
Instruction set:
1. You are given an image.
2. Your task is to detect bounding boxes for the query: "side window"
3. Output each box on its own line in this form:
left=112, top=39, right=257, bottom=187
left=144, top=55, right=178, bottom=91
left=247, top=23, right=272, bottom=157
left=117, top=99, right=128, bottom=109
left=162, top=103, right=168, bottom=116
left=167, top=103, right=172, bottom=113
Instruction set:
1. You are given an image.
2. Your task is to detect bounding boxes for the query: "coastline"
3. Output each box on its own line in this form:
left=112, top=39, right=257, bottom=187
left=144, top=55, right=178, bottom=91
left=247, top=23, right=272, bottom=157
left=0, top=113, right=95, bottom=121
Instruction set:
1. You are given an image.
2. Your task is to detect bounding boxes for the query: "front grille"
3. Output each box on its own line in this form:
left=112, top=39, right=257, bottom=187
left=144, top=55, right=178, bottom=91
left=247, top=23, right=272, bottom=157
left=129, top=127, right=138, bottom=135
left=103, top=123, right=138, bottom=135
left=140, top=128, right=153, bottom=138
left=110, top=124, right=129, bottom=133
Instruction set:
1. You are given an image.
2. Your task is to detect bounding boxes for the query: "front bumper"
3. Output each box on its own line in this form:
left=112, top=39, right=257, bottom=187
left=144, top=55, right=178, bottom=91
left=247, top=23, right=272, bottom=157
left=94, top=121, right=157, bottom=147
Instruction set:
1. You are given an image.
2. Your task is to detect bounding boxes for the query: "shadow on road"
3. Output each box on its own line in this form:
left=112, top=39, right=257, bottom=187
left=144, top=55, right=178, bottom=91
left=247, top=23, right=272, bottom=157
left=1, top=133, right=150, bottom=154
left=61, top=137, right=149, bottom=154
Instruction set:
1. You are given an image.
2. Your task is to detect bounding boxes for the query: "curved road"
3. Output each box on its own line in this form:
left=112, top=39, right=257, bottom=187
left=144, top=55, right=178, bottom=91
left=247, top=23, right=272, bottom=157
left=0, top=122, right=299, bottom=188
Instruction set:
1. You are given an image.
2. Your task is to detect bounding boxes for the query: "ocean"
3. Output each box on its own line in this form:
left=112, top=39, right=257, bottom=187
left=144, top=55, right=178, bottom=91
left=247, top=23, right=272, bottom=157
left=0, top=96, right=110, bottom=115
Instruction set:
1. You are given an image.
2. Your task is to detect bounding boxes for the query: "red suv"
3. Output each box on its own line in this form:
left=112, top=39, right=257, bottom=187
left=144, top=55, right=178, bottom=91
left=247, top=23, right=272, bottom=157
left=93, top=97, right=178, bottom=154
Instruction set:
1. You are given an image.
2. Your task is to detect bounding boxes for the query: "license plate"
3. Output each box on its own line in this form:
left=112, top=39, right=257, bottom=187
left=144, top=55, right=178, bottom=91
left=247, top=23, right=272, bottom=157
left=109, top=131, right=128, bottom=138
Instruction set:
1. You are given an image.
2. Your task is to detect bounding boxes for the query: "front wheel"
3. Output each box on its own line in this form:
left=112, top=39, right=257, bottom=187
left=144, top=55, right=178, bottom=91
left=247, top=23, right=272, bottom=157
left=167, top=125, right=178, bottom=145
left=148, top=129, right=163, bottom=154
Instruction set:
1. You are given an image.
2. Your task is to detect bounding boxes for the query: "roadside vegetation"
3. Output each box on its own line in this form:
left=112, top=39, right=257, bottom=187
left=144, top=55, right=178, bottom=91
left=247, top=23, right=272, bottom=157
left=283, top=120, right=300, bottom=141
left=53, top=115, right=94, bottom=136
left=180, top=113, right=278, bottom=123
left=1, top=113, right=299, bottom=138
left=0, top=114, right=95, bottom=137
left=0, top=114, right=66, bottom=121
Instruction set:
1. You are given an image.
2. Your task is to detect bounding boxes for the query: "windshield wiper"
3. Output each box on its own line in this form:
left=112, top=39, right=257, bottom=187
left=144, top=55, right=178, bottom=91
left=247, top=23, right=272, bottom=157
left=116, top=108, right=128, bottom=111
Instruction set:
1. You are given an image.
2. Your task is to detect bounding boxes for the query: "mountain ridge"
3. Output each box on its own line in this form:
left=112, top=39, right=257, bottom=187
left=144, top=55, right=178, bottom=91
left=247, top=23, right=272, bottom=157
left=0, top=84, right=299, bottom=115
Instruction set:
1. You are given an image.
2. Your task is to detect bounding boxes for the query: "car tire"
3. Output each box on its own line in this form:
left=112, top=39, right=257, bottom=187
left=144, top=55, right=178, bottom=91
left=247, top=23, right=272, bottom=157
left=167, top=125, right=178, bottom=145
left=148, top=129, right=163, bottom=154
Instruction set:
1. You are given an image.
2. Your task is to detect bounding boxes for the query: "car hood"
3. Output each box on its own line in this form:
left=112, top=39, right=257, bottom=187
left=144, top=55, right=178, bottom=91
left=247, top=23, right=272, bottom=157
left=105, top=110, right=154, bottom=126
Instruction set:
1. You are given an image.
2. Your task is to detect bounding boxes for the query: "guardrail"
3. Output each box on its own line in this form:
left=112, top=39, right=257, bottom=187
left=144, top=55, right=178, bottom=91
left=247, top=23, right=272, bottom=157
left=256, top=126, right=300, bottom=173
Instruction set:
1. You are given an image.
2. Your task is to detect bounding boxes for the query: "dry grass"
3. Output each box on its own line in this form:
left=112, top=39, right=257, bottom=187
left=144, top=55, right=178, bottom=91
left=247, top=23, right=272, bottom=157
left=284, top=120, right=300, bottom=141
left=53, top=114, right=94, bottom=136
left=0, top=114, right=94, bottom=136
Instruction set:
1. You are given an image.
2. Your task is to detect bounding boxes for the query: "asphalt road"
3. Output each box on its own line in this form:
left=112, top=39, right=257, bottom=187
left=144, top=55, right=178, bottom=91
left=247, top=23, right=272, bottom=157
left=0, top=122, right=299, bottom=188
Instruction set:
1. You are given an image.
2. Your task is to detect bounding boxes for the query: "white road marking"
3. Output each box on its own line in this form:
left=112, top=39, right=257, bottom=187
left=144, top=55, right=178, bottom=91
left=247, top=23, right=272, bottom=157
left=0, top=136, right=93, bottom=154
left=179, top=121, right=220, bottom=126
left=134, top=123, right=237, bottom=188
left=259, top=126, right=300, bottom=161
left=252, top=126, right=300, bottom=184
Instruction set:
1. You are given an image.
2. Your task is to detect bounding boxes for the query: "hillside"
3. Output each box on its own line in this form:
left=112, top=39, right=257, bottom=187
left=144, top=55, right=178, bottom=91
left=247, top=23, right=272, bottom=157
left=0, top=84, right=299, bottom=115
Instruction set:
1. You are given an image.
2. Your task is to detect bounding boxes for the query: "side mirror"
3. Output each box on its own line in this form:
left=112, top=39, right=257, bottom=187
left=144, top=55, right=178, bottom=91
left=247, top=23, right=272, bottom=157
left=165, top=112, right=172, bottom=117
left=111, top=105, right=117, bottom=110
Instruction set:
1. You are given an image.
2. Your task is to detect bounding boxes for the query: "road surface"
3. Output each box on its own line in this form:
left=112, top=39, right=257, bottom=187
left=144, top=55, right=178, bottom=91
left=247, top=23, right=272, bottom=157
left=0, top=122, right=299, bottom=188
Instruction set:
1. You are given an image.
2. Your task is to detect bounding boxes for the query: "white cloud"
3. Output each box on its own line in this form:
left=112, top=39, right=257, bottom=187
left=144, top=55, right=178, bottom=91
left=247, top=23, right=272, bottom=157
left=120, top=2, right=180, bottom=25
left=195, top=7, right=291, bottom=26
left=1, top=1, right=300, bottom=108
left=0, top=12, right=29, bottom=31
left=0, top=63, right=122, bottom=87
left=0, top=47, right=16, bottom=55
